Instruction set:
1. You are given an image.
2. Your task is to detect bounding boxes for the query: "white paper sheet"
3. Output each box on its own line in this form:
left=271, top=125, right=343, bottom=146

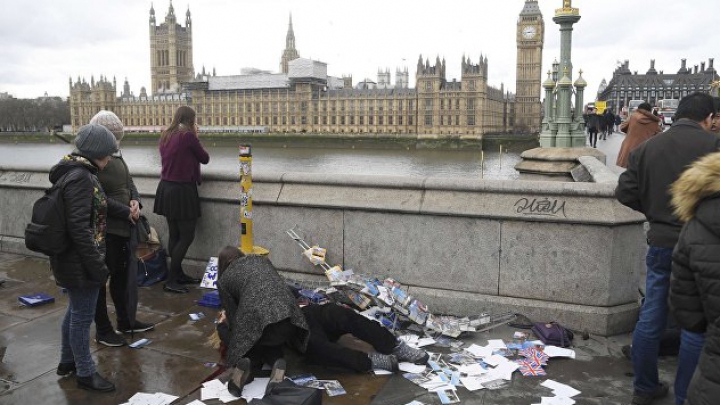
left=240, top=377, right=270, bottom=402
left=543, top=346, right=576, bottom=359
left=456, top=363, right=487, bottom=376
left=541, top=379, right=581, bottom=398
left=399, top=362, right=428, bottom=373
left=373, top=369, right=393, bottom=375
left=483, top=354, right=510, bottom=367
left=465, top=344, right=493, bottom=358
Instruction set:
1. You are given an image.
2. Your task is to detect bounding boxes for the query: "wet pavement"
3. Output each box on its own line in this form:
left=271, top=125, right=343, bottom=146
left=0, top=251, right=677, bottom=405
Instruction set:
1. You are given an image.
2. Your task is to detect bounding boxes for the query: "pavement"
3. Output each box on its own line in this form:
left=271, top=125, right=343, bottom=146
left=587, top=129, right=626, bottom=175
left=0, top=249, right=680, bottom=405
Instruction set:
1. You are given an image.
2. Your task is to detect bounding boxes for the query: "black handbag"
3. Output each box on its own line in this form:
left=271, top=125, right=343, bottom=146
left=248, top=380, right=322, bottom=405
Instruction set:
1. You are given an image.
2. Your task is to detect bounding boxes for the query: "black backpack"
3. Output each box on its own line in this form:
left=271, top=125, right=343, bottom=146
left=25, top=175, right=70, bottom=256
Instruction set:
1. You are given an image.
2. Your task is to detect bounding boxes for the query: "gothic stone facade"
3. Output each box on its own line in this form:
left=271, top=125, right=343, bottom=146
left=69, top=2, right=541, bottom=136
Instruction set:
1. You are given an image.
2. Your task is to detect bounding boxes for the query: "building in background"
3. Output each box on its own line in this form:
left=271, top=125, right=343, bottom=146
left=149, top=0, right=194, bottom=94
left=597, top=59, right=718, bottom=112
left=515, top=0, right=544, bottom=134
left=69, top=1, right=544, bottom=136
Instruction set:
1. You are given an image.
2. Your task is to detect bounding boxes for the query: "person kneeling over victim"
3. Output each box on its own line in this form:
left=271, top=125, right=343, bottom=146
left=213, top=245, right=429, bottom=396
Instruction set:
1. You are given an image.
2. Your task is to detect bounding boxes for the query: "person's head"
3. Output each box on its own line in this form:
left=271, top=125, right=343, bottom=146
left=711, top=97, right=720, bottom=134
left=637, top=103, right=652, bottom=113
left=674, top=92, right=717, bottom=129
left=74, top=124, right=118, bottom=170
left=161, top=106, right=196, bottom=144
left=89, top=110, right=124, bottom=143
left=217, top=245, right=245, bottom=278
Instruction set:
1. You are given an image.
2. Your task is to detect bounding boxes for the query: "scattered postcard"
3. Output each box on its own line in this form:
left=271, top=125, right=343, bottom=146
left=120, top=392, right=179, bottom=405
left=448, top=352, right=477, bottom=365
left=404, top=401, right=427, bottom=405
left=129, top=338, right=151, bottom=349
left=323, top=380, right=347, bottom=396
left=542, top=379, right=581, bottom=397
left=403, top=372, right=432, bottom=387
left=540, top=396, right=576, bottom=405
left=436, top=388, right=461, bottom=404
left=483, top=378, right=511, bottom=390
left=288, top=373, right=317, bottom=386
left=373, top=368, right=393, bottom=375
left=457, top=363, right=486, bottom=376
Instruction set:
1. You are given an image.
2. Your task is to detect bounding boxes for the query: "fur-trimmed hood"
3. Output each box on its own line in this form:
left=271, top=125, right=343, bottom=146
left=672, top=150, right=720, bottom=225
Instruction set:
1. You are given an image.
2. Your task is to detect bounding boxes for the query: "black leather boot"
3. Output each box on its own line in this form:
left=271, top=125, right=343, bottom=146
left=77, top=372, right=115, bottom=392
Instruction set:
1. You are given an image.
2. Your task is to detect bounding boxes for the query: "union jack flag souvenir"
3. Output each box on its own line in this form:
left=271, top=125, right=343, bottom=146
left=516, top=360, right=547, bottom=377
left=519, top=347, right=549, bottom=365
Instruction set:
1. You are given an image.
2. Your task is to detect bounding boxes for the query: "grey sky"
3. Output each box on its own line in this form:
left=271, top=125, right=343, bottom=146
left=0, top=0, right=717, bottom=100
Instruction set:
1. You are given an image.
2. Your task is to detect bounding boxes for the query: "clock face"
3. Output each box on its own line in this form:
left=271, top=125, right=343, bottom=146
left=522, top=26, right=537, bottom=39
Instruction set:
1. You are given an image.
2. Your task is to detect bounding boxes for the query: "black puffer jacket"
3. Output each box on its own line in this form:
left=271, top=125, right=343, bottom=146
left=48, top=155, right=130, bottom=289
left=669, top=150, right=720, bottom=405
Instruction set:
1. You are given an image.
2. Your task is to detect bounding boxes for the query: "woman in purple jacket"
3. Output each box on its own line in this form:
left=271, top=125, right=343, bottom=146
left=153, top=106, right=209, bottom=293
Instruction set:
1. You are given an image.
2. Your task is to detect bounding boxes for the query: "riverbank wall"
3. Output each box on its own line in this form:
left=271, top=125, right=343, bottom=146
left=0, top=131, right=538, bottom=151
left=0, top=162, right=645, bottom=336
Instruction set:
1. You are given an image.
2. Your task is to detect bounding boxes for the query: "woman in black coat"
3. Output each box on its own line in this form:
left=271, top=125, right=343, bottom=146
left=51, top=124, right=132, bottom=393
left=670, top=150, right=720, bottom=405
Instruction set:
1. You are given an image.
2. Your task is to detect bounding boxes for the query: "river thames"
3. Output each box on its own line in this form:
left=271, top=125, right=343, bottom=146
left=0, top=141, right=527, bottom=179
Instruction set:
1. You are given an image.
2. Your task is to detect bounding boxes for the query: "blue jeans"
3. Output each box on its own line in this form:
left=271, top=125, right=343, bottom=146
left=632, top=246, right=705, bottom=405
left=60, top=287, right=100, bottom=377
left=675, top=329, right=704, bottom=405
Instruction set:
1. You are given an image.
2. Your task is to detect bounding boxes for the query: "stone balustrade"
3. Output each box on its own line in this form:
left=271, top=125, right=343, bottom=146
left=0, top=162, right=645, bottom=336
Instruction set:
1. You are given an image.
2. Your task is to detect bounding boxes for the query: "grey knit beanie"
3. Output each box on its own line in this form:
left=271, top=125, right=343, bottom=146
left=89, top=110, right=124, bottom=141
left=74, top=124, right=118, bottom=159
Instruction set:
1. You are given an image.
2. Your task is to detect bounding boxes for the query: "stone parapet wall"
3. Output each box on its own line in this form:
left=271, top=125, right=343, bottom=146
left=0, top=165, right=646, bottom=336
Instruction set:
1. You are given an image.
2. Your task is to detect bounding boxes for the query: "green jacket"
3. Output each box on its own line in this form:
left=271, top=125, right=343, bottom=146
left=98, top=153, right=141, bottom=238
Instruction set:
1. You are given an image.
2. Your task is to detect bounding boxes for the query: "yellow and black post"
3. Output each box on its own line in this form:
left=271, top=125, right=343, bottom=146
left=239, top=145, right=269, bottom=256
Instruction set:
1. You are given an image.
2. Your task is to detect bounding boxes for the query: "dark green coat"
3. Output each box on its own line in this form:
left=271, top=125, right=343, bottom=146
left=98, top=153, right=140, bottom=238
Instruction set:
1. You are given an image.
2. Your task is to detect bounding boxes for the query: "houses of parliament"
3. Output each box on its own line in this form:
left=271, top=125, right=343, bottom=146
left=69, top=1, right=544, bottom=136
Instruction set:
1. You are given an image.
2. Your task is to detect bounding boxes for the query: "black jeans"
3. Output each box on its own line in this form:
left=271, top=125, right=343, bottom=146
left=245, top=319, right=296, bottom=369
left=588, top=129, right=598, bottom=148
left=302, top=304, right=397, bottom=372
left=166, top=218, right=197, bottom=285
left=95, top=234, right=129, bottom=334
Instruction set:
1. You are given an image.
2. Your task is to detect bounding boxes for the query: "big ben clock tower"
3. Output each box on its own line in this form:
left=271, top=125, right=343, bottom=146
left=515, top=0, right=544, bottom=133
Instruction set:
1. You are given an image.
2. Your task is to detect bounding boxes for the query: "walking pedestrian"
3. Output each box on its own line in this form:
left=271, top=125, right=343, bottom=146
left=669, top=148, right=720, bottom=405
left=153, top=106, right=209, bottom=293
left=616, top=102, right=662, bottom=168
left=616, top=92, right=720, bottom=405
left=585, top=107, right=600, bottom=148
left=89, top=110, right=154, bottom=347
left=604, top=109, right=615, bottom=138
left=615, top=112, right=622, bottom=133
left=53, top=124, right=133, bottom=392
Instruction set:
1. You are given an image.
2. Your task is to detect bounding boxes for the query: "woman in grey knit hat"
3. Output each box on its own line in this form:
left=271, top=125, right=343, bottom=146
left=89, top=111, right=155, bottom=349
left=52, top=124, right=133, bottom=392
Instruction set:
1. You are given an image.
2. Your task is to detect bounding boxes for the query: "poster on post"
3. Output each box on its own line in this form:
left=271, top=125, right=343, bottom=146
left=200, top=257, right=219, bottom=289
